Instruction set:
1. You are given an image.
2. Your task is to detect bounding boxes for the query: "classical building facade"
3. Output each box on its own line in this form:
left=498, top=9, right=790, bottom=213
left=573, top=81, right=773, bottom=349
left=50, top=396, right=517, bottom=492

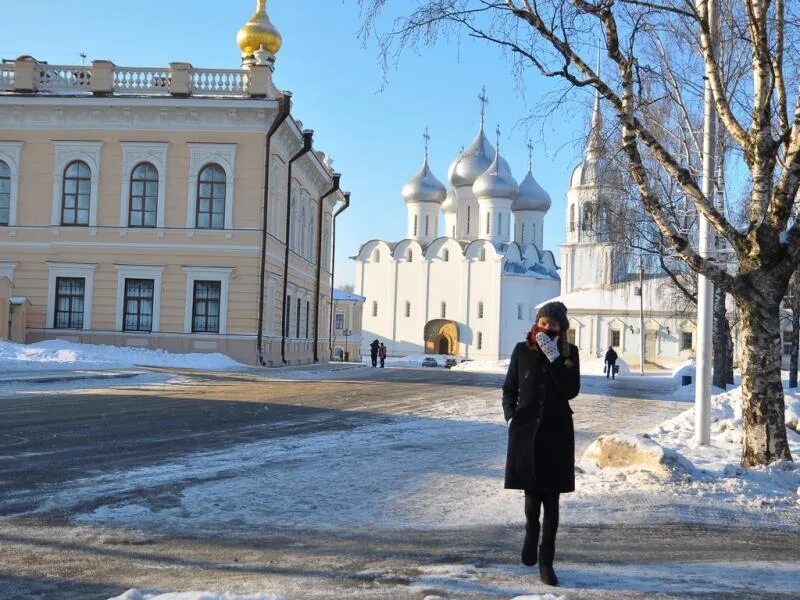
left=331, top=289, right=365, bottom=362
left=0, top=1, right=347, bottom=365
left=355, top=104, right=560, bottom=361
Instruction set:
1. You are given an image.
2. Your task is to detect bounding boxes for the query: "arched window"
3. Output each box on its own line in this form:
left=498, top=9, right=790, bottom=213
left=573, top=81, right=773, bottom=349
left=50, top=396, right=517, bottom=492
left=569, top=204, right=576, bottom=232
left=477, top=331, right=483, bottom=350
left=478, top=301, right=484, bottom=319
left=196, top=164, right=226, bottom=229
left=479, top=248, right=486, bottom=262
left=372, top=301, right=378, bottom=317
left=374, top=250, right=381, bottom=263
left=486, top=212, right=490, bottom=234
left=0, top=160, right=9, bottom=225
left=520, top=223, right=525, bottom=244
left=300, top=203, right=307, bottom=256
left=61, top=160, right=91, bottom=226
left=405, top=301, right=411, bottom=317
left=466, top=206, right=471, bottom=234
left=413, top=214, right=418, bottom=236
left=425, top=215, right=429, bottom=237
left=128, top=162, right=158, bottom=228
left=451, top=225, right=456, bottom=238
left=440, top=301, right=447, bottom=318
left=582, top=203, right=593, bottom=231
left=443, top=249, right=450, bottom=262
left=406, top=249, right=413, bottom=262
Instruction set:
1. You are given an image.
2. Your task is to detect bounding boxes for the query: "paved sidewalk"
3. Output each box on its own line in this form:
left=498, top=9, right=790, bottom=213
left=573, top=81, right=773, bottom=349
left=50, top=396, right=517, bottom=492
left=0, top=368, right=148, bottom=385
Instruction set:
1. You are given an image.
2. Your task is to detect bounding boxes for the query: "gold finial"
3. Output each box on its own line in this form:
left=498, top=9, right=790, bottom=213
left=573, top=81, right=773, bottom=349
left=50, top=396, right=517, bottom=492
left=237, top=0, right=282, bottom=61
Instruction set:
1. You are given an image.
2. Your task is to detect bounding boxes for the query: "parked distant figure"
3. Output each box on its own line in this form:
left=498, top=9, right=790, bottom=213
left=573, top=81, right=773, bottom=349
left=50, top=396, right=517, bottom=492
left=369, top=339, right=380, bottom=367
left=378, top=343, right=387, bottom=368
left=604, top=346, right=618, bottom=379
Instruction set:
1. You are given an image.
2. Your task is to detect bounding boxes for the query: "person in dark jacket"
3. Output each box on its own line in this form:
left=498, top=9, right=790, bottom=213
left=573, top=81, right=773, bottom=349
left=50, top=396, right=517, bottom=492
left=502, top=301, right=580, bottom=587
left=604, top=346, right=618, bottom=379
left=369, top=339, right=380, bottom=367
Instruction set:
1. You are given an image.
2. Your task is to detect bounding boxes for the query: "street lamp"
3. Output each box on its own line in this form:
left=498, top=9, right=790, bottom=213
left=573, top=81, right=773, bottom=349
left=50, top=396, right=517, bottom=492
left=343, top=328, right=351, bottom=362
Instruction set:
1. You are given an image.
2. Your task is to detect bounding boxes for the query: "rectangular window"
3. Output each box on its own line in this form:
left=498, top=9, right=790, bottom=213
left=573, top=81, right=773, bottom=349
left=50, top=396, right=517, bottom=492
left=567, top=328, right=576, bottom=345
left=372, top=301, right=378, bottom=317
left=466, top=206, right=471, bottom=234
left=517, top=303, right=523, bottom=320
left=192, top=281, right=221, bottom=333
left=54, top=277, right=85, bottom=329
left=478, top=302, right=484, bottom=319
left=477, top=331, right=483, bottom=350
left=296, top=297, right=301, bottom=338
left=425, top=215, right=429, bottom=236
left=305, top=300, right=310, bottom=338
left=285, top=295, right=291, bottom=336
left=335, top=312, right=345, bottom=331
left=123, top=278, right=154, bottom=332
left=405, top=302, right=411, bottom=318
left=486, top=212, right=490, bottom=234
left=611, top=329, right=621, bottom=347
left=413, top=214, right=418, bottom=236
left=681, top=331, right=693, bottom=351
left=441, top=302, right=447, bottom=318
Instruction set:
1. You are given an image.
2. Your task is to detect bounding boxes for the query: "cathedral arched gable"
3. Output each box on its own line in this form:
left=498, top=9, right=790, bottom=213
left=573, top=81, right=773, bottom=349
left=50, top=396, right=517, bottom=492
left=522, top=244, right=542, bottom=263
left=502, top=242, right=522, bottom=263
left=392, top=238, right=424, bottom=261
left=464, top=239, right=497, bottom=260
left=540, top=250, right=558, bottom=269
left=354, top=239, right=393, bottom=261
left=424, top=236, right=463, bottom=261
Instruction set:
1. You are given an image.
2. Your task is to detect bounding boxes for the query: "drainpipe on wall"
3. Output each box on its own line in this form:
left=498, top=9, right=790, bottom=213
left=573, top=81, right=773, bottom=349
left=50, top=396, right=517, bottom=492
left=280, top=129, right=314, bottom=364
left=313, top=173, right=341, bottom=363
left=328, top=191, right=351, bottom=360
left=256, top=92, right=291, bottom=366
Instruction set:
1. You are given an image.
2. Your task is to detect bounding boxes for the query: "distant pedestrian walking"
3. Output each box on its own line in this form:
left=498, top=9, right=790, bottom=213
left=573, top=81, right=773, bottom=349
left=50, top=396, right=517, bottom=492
left=378, top=343, right=387, bottom=368
left=604, top=346, right=618, bottom=379
left=503, top=301, right=580, bottom=587
left=369, top=339, right=380, bottom=367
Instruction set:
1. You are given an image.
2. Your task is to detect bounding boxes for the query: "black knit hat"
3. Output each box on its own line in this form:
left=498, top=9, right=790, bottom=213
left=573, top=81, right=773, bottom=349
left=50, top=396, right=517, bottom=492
left=536, top=301, right=569, bottom=332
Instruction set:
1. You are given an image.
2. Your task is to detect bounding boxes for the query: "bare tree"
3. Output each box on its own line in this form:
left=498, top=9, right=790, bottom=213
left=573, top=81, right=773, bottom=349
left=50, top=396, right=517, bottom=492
left=360, top=0, right=798, bottom=466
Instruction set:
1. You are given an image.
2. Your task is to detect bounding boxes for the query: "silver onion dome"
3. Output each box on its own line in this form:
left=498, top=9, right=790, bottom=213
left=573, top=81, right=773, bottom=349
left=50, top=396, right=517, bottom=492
left=513, top=168, right=551, bottom=212
left=448, top=124, right=495, bottom=188
left=401, top=157, right=447, bottom=204
left=472, top=150, right=518, bottom=200
left=441, top=188, right=457, bottom=214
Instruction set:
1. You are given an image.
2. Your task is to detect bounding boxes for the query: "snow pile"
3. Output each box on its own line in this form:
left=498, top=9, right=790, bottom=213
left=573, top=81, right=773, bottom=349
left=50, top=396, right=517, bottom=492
left=361, top=353, right=458, bottom=368
left=582, top=356, right=630, bottom=377
left=582, top=433, right=694, bottom=480
left=109, top=592, right=284, bottom=600
left=451, top=358, right=510, bottom=374
left=0, top=339, right=244, bottom=371
left=577, top=381, right=800, bottom=519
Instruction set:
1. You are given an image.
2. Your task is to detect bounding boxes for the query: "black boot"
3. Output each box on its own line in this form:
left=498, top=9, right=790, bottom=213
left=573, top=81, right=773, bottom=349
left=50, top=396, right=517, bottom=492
left=521, top=521, right=539, bottom=566
left=538, top=545, right=558, bottom=586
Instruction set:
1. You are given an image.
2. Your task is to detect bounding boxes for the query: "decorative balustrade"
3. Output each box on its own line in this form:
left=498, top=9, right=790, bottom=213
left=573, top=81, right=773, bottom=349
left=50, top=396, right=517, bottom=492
left=0, top=60, right=263, bottom=98
left=36, top=65, right=92, bottom=92
left=113, top=67, right=170, bottom=94
left=191, top=68, right=248, bottom=96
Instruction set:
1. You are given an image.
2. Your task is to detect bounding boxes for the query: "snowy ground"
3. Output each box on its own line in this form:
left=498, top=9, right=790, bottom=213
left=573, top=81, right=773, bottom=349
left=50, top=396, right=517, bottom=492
left=2, top=343, right=800, bottom=598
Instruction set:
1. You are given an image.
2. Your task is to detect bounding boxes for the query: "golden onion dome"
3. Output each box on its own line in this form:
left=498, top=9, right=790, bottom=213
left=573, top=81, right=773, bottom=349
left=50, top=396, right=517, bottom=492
left=237, top=0, right=282, bottom=59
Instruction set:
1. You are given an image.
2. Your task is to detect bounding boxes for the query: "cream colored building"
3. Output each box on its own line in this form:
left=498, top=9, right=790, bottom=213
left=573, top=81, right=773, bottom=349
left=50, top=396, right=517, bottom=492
left=331, top=289, right=365, bottom=362
left=0, top=2, right=347, bottom=365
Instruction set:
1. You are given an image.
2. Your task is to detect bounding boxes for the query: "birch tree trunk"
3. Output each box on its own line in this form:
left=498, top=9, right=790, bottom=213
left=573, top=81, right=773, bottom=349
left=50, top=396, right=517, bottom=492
left=737, top=294, right=792, bottom=466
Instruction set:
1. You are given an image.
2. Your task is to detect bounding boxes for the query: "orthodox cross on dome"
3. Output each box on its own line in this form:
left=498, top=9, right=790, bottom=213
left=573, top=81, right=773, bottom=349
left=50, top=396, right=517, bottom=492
left=495, top=124, right=501, bottom=153
left=527, top=139, right=534, bottom=171
left=423, top=127, right=430, bottom=160
left=478, top=85, right=489, bottom=126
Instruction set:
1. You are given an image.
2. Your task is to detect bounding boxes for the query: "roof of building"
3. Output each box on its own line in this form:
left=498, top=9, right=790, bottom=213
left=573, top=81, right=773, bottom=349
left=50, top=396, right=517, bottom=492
left=333, top=289, right=366, bottom=302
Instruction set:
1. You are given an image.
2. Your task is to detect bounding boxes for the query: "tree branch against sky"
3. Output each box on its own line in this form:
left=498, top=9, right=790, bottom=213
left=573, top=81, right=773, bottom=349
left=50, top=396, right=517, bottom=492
left=360, top=0, right=800, bottom=466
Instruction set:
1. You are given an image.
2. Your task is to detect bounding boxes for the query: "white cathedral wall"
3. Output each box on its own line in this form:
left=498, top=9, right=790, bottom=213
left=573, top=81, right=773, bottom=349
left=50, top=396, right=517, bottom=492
left=393, top=257, right=429, bottom=355
left=356, top=251, right=396, bottom=356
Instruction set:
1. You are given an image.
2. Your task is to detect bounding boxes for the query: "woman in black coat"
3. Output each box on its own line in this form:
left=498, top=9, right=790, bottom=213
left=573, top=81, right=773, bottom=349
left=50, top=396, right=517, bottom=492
left=502, top=301, right=580, bottom=586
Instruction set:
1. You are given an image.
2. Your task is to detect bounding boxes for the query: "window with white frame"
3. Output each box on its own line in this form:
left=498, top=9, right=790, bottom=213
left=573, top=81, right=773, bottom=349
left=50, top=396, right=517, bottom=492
left=441, top=302, right=447, bottom=318
left=372, top=301, right=378, bottom=317
left=443, top=249, right=450, bottom=262
left=517, top=303, right=523, bottom=320
left=611, top=329, right=621, bottom=347
left=477, top=331, right=483, bottom=350
left=114, top=265, right=163, bottom=333
left=479, top=248, right=486, bottom=261
left=47, top=262, right=95, bottom=330
left=405, top=301, right=411, bottom=317
left=51, top=141, right=102, bottom=227
left=681, top=330, right=693, bottom=351
left=478, top=301, right=484, bottom=319
left=406, top=249, right=412, bottom=262
left=0, top=142, right=22, bottom=227
left=413, top=214, right=418, bottom=236
left=425, top=215, right=429, bottom=237
left=374, top=250, right=380, bottom=263
left=182, top=267, right=233, bottom=334
left=335, top=312, right=345, bottom=331
left=187, top=143, right=236, bottom=229
left=120, top=142, right=167, bottom=228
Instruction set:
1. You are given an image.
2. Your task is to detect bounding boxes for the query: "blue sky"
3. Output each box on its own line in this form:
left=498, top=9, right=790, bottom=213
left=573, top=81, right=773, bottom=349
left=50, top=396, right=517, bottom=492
left=1, top=0, right=595, bottom=287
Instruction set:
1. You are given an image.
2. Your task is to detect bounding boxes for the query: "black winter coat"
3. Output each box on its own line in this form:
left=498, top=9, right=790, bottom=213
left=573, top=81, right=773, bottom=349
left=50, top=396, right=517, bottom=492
left=502, top=341, right=580, bottom=493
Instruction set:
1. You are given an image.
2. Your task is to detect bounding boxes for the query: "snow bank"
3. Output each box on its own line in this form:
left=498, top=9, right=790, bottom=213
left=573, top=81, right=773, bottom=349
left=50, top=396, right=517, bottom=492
left=0, top=339, right=244, bottom=371
left=362, top=353, right=459, bottom=368
left=582, top=433, right=694, bottom=479
left=583, top=356, right=630, bottom=377
left=109, top=592, right=283, bottom=600
left=450, top=358, right=510, bottom=374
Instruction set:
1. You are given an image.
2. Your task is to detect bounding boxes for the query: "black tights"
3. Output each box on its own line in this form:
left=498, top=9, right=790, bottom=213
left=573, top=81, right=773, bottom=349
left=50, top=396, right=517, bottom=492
left=524, top=491, right=560, bottom=550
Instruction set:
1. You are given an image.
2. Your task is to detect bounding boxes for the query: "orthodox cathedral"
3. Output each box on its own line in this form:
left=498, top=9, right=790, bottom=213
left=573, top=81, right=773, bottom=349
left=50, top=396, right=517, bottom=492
left=355, top=89, right=705, bottom=366
left=354, top=93, right=561, bottom=360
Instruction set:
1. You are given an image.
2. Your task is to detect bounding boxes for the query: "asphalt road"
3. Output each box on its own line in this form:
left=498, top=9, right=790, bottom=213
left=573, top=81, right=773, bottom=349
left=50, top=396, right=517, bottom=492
left=0, top=366, right=798, bottom=600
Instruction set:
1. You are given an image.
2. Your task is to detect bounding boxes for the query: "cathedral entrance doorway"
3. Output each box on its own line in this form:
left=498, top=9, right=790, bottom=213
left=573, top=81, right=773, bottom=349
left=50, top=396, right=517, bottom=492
left=424, top=319, right=459, bottom=355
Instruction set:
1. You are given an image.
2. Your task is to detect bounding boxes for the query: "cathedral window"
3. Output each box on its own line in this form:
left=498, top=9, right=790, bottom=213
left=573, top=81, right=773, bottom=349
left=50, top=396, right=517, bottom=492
left=374, top=250, right=380, bottom=263
left=61, top=160, right=91, bottom=226
left=372, top=301, right=378, bottom=317
left=498, top=213, right=502, bottom=236
left=405, top=301, right=411, bottom=317
left=413, top=214, right=418, bottom=236
left=610, top=329, right=621, bottom=347
left=681, top=331, right=693, bottom=351
left=520, top=223, right=525, bottom=244
left=582, top=203, right=593, bottom=231
left=451, top=225, right=456, bottom=238
left=466, top=206, right=471, bottom=234
left=440, top=302, right=447, bottom=318
left=486, top=212, right=490, bottom=235
left=406, top=250, right=413, bottom=262
left=443, top=249, right=450, bottom=262
left=128, top=162, right=158, bottom=228
left=569, top=205, right=576, bottom=232
left=477, top=331, right=483, bottom=350
left=196, top=164, right=226, bottom=230
left=478, top=302, right=484, bottom=319
left=0, top=160, right=9, bottom=225
left=425, top=215, right=429, bottom=237
left=517, top=303, right=523, bottom=320
left=479, top=248, right=486, bottom=262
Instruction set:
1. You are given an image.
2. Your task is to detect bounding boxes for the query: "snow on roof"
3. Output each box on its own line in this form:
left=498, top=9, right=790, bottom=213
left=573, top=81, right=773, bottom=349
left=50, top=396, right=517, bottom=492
left=10, top=297, right=30, bottom=305
left=333, top=289, right=365, bottom=302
